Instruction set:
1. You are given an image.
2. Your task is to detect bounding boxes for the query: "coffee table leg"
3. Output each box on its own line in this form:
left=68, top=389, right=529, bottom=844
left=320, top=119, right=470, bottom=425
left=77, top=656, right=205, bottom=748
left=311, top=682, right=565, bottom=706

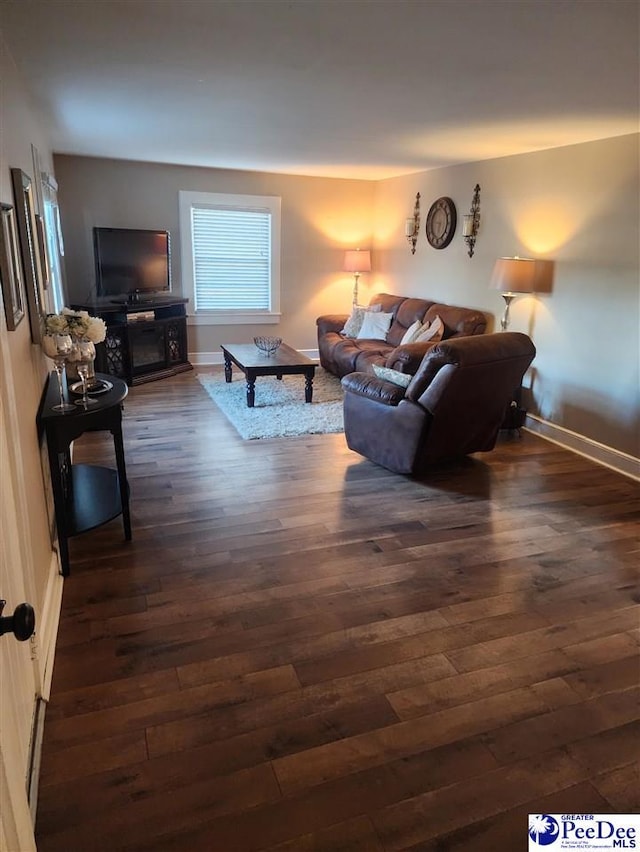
left=305, top=370, right=314, bottom=403
left=223, top=352, right=232, bottom=383
left=246, top=373, right=256, bottom=407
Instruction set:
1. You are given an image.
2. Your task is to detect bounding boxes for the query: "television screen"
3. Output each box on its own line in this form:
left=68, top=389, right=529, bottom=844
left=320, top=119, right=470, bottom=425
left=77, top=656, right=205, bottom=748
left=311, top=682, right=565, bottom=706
left=94, top=228, right=171, bottom=298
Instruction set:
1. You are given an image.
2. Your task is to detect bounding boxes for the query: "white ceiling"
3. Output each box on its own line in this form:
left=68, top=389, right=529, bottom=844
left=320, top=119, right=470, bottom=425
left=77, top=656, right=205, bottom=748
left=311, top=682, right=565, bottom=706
left=2, top=0, right=638, bottom=180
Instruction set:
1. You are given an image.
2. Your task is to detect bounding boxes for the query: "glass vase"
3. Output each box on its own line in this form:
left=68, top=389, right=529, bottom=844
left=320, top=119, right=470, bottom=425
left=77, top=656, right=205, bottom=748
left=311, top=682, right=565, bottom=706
left=68, top=337, right=98, bottom=389
left=73, top=339, right=97, bottom=408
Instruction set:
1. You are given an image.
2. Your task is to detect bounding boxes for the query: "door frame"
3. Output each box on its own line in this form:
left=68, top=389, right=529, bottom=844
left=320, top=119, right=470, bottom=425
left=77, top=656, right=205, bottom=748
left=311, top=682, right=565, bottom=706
left=0, top=386, right=38, bottom=851
left=0, top=307, right=62, bottom=847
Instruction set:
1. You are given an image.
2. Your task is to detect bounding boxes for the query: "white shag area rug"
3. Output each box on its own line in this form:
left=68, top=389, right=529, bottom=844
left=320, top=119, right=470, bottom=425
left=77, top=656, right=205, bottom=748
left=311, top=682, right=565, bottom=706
left=197, top=368, right=344, bottom=439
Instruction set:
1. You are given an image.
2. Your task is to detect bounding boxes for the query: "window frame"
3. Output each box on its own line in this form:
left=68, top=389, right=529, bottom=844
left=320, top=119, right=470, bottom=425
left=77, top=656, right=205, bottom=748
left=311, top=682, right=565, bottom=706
left=179, top=190, right=281, bottom=325
left=40, top=174, right=67, bottom=313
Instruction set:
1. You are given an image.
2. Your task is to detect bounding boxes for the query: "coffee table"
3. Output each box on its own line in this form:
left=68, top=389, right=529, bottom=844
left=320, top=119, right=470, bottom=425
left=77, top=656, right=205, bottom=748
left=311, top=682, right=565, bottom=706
left=221, top=342, right=317, bottom=408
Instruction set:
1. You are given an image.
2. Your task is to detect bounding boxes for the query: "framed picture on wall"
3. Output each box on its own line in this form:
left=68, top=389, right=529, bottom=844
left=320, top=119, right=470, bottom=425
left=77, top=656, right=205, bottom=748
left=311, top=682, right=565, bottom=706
left=0, top=203, right=26, bottom=331
left=36, top=214, right=50, bottom=291
left=11, top=167, right=45, bottom=343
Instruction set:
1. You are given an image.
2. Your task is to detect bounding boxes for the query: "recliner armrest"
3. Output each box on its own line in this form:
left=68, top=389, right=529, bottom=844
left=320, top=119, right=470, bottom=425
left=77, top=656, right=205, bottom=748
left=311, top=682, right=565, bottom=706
left=317, top=314, right=349, bottom=336
left=341, top=372, right=406, bottom=406
left=385, top=341, right=437, bottom=374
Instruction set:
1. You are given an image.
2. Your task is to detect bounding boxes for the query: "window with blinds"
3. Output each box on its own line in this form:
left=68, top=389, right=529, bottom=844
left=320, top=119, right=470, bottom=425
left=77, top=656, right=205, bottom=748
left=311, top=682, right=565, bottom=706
left=192, top=207, right=271, bottom=311
left=179, top=191, right=281, bottom=325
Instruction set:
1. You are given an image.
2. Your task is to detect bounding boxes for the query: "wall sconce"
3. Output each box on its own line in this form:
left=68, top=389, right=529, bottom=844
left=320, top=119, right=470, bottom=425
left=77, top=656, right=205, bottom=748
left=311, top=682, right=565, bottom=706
left=462, top=184, right=481, bottom=258
left=489, top=256, right=537, bottom=330
left=343, top=248, right=371, bottom=305
left=405, top=192, right=420, bottom=255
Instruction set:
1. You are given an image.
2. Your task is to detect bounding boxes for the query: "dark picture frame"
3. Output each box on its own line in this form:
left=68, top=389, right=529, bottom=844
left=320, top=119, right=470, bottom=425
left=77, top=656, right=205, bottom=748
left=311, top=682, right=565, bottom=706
left=0, top=203, right=26, bottom=331
left=11, top=167, right=44, bottom=343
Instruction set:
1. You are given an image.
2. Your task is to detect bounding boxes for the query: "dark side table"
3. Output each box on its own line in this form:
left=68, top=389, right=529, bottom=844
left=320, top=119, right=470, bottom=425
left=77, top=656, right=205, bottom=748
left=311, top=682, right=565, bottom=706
left=37, top=373, right=132, bottom=577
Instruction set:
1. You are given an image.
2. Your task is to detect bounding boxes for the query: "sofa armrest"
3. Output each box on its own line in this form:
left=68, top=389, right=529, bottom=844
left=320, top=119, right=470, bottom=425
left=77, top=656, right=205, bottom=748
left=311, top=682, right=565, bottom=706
left=385, top=341, right=437, bottom=374
left=341, top=372, right=406, bottom=406
left=317, top=314, right=348, bottom=336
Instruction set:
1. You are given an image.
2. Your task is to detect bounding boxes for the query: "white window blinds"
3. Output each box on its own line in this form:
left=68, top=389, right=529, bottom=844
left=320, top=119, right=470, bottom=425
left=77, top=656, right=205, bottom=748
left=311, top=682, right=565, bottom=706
left=179, top=190, right=281, bottom=324
left=191, top=206, right=272, bottom=312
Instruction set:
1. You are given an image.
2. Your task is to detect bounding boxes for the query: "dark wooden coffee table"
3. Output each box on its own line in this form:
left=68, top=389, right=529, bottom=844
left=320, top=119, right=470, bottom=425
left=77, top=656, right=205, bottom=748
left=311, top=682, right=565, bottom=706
left=221, top=342, right=317, bottom=408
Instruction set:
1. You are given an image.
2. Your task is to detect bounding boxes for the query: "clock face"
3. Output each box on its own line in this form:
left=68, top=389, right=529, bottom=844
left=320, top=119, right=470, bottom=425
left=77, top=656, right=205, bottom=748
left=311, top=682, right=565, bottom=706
left=426, top=197, right=457, bottom=249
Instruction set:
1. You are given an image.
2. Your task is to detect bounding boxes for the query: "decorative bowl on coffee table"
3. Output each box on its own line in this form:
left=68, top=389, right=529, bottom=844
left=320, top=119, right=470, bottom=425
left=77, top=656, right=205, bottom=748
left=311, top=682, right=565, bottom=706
left=254, top=336, right=282, bottom=356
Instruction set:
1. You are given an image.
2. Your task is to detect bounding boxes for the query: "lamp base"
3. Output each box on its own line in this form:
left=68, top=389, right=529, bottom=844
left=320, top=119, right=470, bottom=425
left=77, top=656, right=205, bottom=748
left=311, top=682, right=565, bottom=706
left=500, top=293, right=516, bottom=331
left=352, top=272, right=360, bottom=306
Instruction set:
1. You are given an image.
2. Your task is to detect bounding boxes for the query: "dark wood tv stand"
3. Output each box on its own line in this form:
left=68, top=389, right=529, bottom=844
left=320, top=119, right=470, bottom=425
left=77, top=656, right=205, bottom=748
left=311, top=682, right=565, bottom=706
left=72, top=297, right=192, bottom=386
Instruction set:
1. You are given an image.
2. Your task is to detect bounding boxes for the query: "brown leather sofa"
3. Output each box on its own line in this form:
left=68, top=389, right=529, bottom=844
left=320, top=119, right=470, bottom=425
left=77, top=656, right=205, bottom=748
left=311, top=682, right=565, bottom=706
left=317, top=293, right=487, bottom=378
left=341, top=332, right=536, bottom=474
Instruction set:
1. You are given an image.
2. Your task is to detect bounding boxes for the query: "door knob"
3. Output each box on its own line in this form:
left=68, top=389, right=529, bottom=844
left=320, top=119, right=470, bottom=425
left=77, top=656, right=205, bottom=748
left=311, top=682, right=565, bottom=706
left=0, top=599, right=36, bottom=641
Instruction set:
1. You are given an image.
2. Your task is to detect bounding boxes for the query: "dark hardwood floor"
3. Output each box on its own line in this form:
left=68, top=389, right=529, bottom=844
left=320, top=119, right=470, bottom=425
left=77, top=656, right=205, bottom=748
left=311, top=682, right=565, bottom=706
left=36, top=369, right=639, bottom=851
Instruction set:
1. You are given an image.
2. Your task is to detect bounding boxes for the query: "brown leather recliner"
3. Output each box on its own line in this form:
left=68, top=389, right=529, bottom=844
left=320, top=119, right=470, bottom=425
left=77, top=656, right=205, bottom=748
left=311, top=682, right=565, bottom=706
left=341, top=332, right=536, bottom=474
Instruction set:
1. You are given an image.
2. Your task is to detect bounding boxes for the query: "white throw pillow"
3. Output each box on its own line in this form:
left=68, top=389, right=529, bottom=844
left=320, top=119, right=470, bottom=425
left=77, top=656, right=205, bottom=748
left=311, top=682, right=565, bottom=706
left=357, top=311, right=393, bottom=341
left=341, top=303, right=381, bottom=338
left=413, top=315, right=444, bottom=344
left=399, top=319, right=423, bottom=346
left=373, top=364, right=412, bottom=388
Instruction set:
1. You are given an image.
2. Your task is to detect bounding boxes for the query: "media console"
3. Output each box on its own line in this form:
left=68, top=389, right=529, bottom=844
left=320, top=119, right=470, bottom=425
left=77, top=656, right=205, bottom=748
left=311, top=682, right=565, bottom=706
left=72, top=297, right=192, bottom=386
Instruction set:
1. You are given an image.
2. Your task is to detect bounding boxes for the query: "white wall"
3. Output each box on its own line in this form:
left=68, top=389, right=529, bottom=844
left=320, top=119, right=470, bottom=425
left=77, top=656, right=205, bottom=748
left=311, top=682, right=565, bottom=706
left=53, top=155, right=376, bottom=354
left=372, top=135, right=639, bottom=459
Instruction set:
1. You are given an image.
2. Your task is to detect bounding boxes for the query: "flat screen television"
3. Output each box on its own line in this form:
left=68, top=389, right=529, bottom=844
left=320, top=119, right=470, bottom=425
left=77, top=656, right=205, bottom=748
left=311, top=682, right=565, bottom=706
left=94, top=227, right=171, bottom=300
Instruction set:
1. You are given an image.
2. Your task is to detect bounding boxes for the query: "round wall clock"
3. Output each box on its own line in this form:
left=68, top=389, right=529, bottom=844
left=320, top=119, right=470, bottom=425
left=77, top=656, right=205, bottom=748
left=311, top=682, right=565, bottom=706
left=425, top=196, right=457, bottom=249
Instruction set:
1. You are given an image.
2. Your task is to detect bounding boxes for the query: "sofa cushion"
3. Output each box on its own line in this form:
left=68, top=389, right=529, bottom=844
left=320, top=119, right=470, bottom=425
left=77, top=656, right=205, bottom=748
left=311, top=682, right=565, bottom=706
left=354, top=345, right=395, bottom=374
left=423, top=303, right=487, bottom=339
left=330, top=337, right=393, bottom=376
left=368, top=294, right=433, bottom=347
left=389, top=299, right=434, bottom=346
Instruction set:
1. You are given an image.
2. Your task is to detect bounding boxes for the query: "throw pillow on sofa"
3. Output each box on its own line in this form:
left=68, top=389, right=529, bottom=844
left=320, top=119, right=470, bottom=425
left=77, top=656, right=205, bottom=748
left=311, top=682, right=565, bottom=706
left=413, top=314, right=444, bottom=343
left=400, top=319, right=423, bottom=345
left=357, top=311, right=394, bottom=341
left=341, top=303, right=382, bottom=338
left=373, top=364, right=412, bottom=388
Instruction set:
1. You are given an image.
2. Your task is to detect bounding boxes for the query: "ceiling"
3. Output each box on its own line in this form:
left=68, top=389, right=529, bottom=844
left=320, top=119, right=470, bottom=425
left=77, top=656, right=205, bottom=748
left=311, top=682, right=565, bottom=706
left=2, top=0, right=638, bottom=180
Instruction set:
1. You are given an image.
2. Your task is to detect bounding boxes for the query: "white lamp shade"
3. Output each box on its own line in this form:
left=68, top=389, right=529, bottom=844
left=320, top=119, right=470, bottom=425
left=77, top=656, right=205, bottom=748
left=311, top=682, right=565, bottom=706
left=490, top=257, right=537, bottom=294
left=343, top=249, right=371, bottom=274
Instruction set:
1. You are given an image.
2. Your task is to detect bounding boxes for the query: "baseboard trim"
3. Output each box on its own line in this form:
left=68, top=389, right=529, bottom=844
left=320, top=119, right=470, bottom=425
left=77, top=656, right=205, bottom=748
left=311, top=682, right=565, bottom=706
left=27, top=553, right=62, bottom=825
left=189, top=349, right=320, bottom=366
left=36, top=553, right=63, bottom=700
left=524, top=414, right=640, bottom=482
left=27, top=698, right=46, bottom=823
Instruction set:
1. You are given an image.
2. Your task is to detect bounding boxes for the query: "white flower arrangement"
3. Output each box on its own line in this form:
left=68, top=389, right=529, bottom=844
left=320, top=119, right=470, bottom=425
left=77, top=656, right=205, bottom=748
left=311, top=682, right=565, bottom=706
left=43, top=308, right=107, bottom=344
